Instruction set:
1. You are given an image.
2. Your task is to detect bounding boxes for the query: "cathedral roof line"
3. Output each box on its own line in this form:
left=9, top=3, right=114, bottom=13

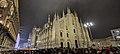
left=40, top=8, right=79, bottom=31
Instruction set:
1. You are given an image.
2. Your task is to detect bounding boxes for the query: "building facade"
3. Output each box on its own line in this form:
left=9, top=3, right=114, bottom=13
left=0, top=0, right=19, bottom=49
left=31, top=8, right=91, bottom=49
left=111, top=28, right=120, bottom=47
left=93, top=36, right=113, bottom=47
left=31, top=26, right=41, bottom=48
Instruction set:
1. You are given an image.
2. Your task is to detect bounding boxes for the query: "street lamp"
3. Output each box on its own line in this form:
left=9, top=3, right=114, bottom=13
left=84, top=22, right=94, bottom=27
left=84, top=22, right=94, bottom=40
left=84, top=22, right=94, bottom=47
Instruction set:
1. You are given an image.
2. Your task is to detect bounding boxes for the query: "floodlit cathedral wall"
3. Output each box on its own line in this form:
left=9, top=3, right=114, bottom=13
left=0, top=0, right=20, bottom=48
left=31, top=8, right=91, bottom=48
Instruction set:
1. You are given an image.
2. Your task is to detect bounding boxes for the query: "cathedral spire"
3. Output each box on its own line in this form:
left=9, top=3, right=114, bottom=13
left=67, top=7, right=71, bottom=14
left=54, top=13, right=57, bottom=20
left=53, top=13, right=57, bottom=22
left=63, top=10, right=65, bottom=17
left=74, top=11, right=77, bottom=17
left=56, top=13, right=59, bottom=20
left=48, top=15, right=50, bottom=23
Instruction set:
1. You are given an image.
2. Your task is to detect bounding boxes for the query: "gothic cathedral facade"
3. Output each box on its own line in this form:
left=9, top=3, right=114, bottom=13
left=31, top=8, right=91, bottom=49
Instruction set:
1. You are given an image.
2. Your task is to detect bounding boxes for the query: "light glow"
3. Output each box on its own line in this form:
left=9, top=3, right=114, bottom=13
left=37, top=41, right=41, bottom=43
left=86, top=23, right=90, bottom=26
left=0, top=21, right=3, bottom=24
left=84, top=24, right=87, bottom=27
left=14, top=33, right=20, bottom=49
left=0, top=14, right=2, bottom=17
left=116, top=30, right=119, bottom=33
left=84, top=22, right=94, bottom=27
left=90, top=22, right=93, bottom=26
left=116, top=36, right=120, bottom=38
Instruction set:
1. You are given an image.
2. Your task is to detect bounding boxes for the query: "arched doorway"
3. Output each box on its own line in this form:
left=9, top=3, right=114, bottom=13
left=75, top=40, right=78, bottom=48
left=61, top=42, right=63, bottom=48
left=67, top=42, right=70, bottom=48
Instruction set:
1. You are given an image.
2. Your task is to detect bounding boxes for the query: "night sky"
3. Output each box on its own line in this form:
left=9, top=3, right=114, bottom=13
left=19, top=0, right=120, bottom=45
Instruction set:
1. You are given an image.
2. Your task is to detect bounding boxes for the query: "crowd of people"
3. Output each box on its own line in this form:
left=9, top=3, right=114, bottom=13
left=1, top=46, right=120, bottom=54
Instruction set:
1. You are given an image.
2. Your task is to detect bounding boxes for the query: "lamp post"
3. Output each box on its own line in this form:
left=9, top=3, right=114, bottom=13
left=84, top=22, right=94, bottom=46
left=84, top=22, right=94, bottom=40
left=84, top=22, right=94, bottom=47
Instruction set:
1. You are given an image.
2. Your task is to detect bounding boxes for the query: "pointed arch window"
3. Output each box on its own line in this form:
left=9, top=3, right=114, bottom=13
left=67, top=33, right=69, bottom=37
left=66, top=26, right=68, bottom=30
left=60, top=32, right=62, bottom=37
left=74, top=29, right=76, bottom=33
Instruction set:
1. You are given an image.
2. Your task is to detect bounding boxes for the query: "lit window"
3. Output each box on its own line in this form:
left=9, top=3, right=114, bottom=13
left=0, top=21, right=3, bottom=24
left=0, top=14, right=2, bottom=18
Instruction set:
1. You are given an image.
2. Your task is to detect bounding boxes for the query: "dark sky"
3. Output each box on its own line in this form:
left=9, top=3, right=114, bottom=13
left=19, top=0, right=120, bottom=45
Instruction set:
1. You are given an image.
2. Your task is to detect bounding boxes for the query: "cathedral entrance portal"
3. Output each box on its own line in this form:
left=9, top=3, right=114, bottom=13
left=61, top=42, right=63, bottom=48
left=67, top=42, right=70, bottom=48
left=75, top=40, right=78, bottom=48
